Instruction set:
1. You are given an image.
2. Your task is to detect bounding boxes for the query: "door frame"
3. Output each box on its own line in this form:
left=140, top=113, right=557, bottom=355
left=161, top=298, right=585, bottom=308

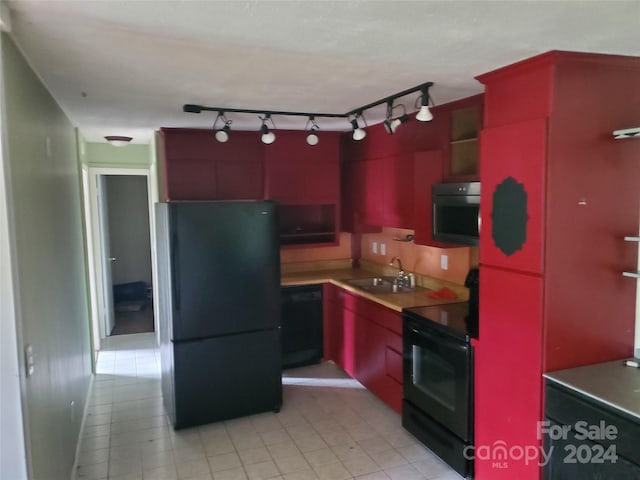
left=84, top=166, right=157, bottom=355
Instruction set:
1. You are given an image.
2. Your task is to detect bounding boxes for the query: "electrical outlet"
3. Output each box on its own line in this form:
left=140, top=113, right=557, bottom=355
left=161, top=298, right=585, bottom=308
left=380, top=243, right=386, bottom=256
left=24, top=344, right=34, bottom=377
left=372, top=242, right=378, bottom=254
left=440, top=254, right=448, bottom=270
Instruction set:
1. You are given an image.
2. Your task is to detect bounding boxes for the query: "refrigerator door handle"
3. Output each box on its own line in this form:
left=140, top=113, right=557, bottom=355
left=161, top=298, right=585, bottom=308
left=172, top=233, right=181, bottom=311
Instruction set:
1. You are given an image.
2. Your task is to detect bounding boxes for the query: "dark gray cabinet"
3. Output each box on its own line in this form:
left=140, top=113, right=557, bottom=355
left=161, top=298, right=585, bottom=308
left=544, top=381, right=640, bottom=480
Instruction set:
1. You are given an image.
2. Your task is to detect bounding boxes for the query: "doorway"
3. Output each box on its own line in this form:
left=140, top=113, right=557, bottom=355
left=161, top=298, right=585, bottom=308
left=84, top=167, right=156, bottom=355
left=105, top=175, right=153, bottom=335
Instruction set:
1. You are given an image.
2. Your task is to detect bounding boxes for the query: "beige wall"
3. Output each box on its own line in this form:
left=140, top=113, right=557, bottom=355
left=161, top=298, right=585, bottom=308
left=1, top=33, right=91, bottom=480
left=84, top=141, right=151, bottom=167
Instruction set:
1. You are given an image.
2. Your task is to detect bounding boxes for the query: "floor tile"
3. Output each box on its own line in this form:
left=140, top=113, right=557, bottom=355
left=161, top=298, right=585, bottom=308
left=243, top=460, right=280, bottom=480
left=75, top=333, right=461, bottom=480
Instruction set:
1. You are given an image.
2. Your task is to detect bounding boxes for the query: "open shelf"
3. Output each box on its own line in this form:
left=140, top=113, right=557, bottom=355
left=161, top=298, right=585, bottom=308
left=278, top=204, right=337, bottom=246
left=449, top=107, right=480, bottom=179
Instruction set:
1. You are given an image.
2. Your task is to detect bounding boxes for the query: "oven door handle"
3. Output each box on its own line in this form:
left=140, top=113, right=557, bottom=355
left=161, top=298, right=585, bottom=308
left=408, top=327, right=469, bottom=353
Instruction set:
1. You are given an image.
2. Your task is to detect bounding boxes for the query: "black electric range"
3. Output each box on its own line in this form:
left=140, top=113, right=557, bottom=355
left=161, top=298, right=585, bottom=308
left=402, top=301, right=477, bottom=478
left=403, top=301, right=478, bottom=342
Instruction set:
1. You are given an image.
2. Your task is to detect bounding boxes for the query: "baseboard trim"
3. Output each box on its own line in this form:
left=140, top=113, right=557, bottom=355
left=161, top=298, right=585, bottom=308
left=70, top=372, right=95, bottom=480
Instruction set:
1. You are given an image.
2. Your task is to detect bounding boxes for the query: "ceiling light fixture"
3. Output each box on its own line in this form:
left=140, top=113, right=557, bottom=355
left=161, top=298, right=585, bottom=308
left=260, top=114, right=276, bottom=144
left=384, top=101, right=409, bottom=135
left=305, top=116, right=320, bottom=146
left=213, top=111, right=232, bottom=143
left=105, top=135, right=132, bottom=147
left=415, top=83, right=434, bottom=122
left=350, top=114, right=367, bottom=141
left=183, top=81, right=435, bottom=142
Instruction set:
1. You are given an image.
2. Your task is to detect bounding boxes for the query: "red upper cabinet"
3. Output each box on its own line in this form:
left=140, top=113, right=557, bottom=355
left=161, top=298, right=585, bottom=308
left=382, top=154, right=414, bottom=228
left=160, top=128, right=264, bottom=201
left=479, top=118, right=547, bottom=274
left=342, top=155, right=414, bottom=230
left=340, top=94, right=484, bottom=232
left=264, top=131, right=340, bottom=205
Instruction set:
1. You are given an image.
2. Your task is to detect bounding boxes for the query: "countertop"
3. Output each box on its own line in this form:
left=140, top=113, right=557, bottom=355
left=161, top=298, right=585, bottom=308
left=281, top=266, right=467, bottom=312
left=544, top=360, right=640, bottom=421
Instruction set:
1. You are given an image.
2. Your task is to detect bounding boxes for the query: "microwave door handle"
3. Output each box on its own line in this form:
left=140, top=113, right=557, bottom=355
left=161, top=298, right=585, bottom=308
left=408, top=327, right=468, bottom=353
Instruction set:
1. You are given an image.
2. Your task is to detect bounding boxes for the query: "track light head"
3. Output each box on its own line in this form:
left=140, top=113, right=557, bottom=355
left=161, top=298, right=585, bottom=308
left=390, top=113, right=409, bottom=133
left=384, top=102, right=409, bottom=134
left=416, top=84, right=434, bottom=122
left=306, top=132, right=319, bottom=146
left=305, top=116, right=320, bottom=146
left=213, top=112, right=232, bottom=143
left=416, top=105, right=433, bottom=122
left=215, top=125, right=230, bottom=143
left=260, top=115, right=276, bottom=144
left=351, top=115, right=367, bottom=141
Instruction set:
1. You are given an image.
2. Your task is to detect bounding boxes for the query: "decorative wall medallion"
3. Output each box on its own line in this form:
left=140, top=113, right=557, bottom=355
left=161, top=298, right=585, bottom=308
left=491, top=176, right=528, bottom=255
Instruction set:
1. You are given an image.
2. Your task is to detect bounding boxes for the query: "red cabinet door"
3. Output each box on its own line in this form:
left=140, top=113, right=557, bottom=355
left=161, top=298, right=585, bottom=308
left=165, top=157, right=216, bottom=200
left=413, top=150, right=444, bottom=245
left=360, top=158, right=386, bottom=226
left=162, top=129, right=265, bottom=201
left=163, top=128, right=217, bottom=200
left=323, top=300, right=344, bottom=367
left=475, top=266, right=544, bottom=480
left=264, top=132, right=340, bottom=204
left=382, top=154, right=414, bottom=228
left=480, top=119, right=547, bottom=274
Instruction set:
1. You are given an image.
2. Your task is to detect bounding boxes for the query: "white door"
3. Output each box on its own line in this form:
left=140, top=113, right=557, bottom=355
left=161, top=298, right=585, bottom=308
left=97, top=175, right=115, bottom=336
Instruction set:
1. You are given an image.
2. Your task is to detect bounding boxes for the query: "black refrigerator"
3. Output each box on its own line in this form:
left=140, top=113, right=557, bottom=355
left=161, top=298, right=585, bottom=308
left=155, top=201, right=282, bottom=429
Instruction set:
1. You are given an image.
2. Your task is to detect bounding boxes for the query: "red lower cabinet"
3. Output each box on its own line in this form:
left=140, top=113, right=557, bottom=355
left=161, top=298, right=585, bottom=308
left=323, top=284, right=402, bottom=413
left=475, top=266, right=544, bottom=479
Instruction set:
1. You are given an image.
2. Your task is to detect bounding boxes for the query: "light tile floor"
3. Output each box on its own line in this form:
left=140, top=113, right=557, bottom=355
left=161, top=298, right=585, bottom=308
left=75, top=333, right=463, bottom=480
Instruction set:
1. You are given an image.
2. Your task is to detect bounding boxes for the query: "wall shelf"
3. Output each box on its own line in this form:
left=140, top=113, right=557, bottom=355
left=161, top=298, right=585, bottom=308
left=623, top=236, right=640, bottom=278
left=613, top=126, right=640, bottom=139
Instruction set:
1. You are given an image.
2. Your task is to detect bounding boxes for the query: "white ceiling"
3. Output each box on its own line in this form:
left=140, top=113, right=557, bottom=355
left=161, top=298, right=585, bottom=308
left=6, top=0, right=640, bottom=143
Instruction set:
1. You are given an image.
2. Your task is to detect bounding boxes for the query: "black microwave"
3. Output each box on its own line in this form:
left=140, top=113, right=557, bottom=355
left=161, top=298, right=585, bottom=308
left=432, top=182, right=480, bottom=246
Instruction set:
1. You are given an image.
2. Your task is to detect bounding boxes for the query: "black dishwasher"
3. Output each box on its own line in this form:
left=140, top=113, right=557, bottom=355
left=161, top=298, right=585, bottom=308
left=281, top=284, right=323, bottom=369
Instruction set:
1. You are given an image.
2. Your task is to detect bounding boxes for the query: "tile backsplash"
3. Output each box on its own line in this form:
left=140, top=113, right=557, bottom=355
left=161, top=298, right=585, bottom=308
left=361, top=227, right=478, bottom=286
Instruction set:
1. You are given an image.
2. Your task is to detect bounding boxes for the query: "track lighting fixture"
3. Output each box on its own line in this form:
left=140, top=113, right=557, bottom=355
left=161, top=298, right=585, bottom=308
left=350, top=114, right=367, bottom=141
left=384, top=101, right=410, bottom=134
left=305, top=116, right=320, bottom=146
left=415, top=84, right=434, bottom=122
left=260, top=115, right=276, bottom=144
left=183, top=81, right=435, bottom=142
left=213, top=111, right=232, bottom=143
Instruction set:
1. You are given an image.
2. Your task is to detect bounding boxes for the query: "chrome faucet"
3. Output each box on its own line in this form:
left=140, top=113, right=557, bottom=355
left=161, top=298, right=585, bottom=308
left=389, top=256, right=404, bottom=275
left=389, top=256, right=415, bottom=289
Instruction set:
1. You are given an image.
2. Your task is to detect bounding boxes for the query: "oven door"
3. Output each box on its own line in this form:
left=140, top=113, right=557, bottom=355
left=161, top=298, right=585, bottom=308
left=403, top=317, right=471, bottom=441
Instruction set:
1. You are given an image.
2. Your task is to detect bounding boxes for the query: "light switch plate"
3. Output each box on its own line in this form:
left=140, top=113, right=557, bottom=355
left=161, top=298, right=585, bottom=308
left=440, top=254, right=448, bottom=270
left=372, top=242, right=378, bottom=254
left=380, top=243, right=386, bottom=256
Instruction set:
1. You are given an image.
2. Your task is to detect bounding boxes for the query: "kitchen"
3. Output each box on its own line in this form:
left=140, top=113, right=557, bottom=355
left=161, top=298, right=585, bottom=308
left=152, top=50, right=640, bottom=480
left=1, top=3, right=637, bottom=478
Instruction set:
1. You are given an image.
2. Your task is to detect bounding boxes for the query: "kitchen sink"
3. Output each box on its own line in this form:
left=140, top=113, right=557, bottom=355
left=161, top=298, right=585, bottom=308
left=345, top=276, right=414, bottom=294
